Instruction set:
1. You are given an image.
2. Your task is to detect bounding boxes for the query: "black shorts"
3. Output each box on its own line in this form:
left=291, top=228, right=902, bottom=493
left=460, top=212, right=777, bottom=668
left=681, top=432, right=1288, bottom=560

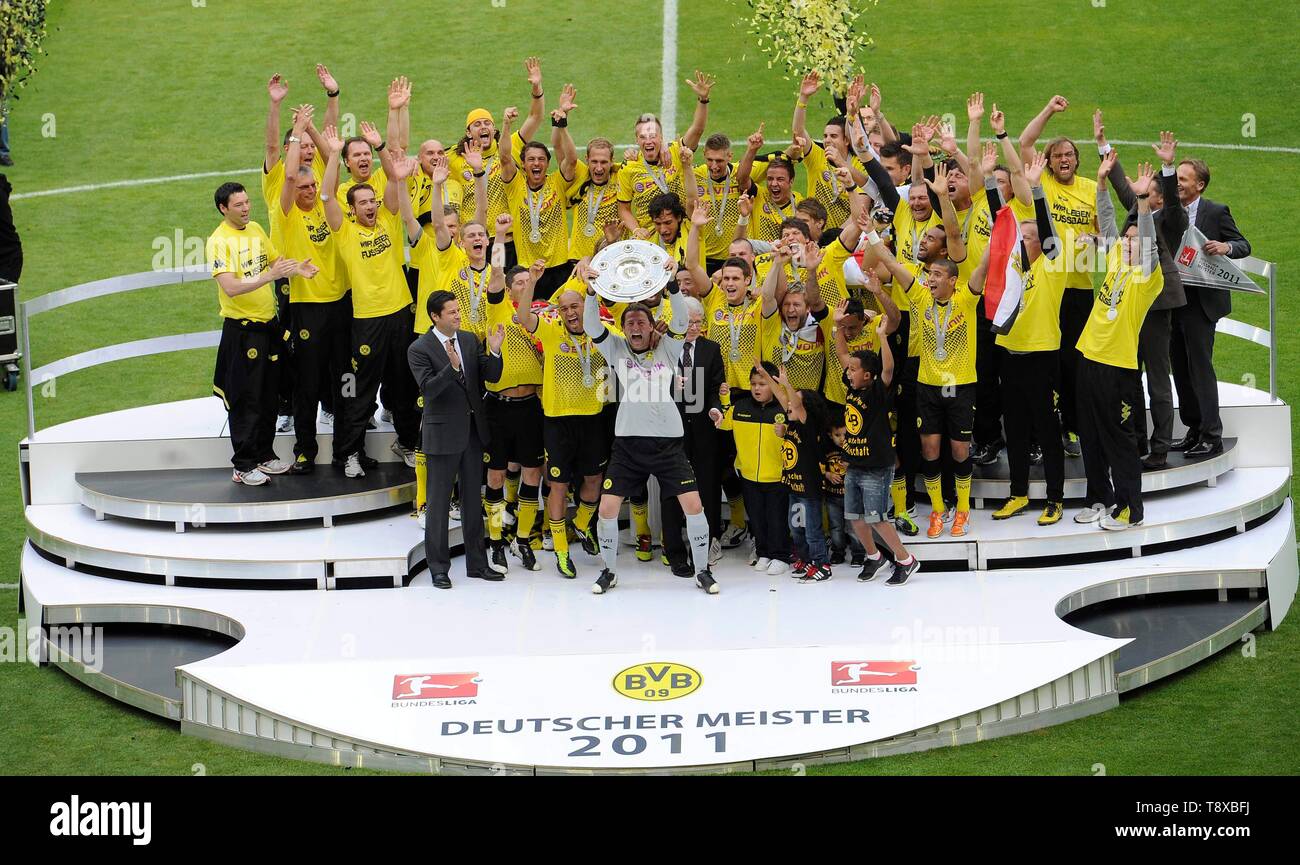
left=603, top=436, right=697, bottom=499
left=544, top=413, right=608, bottom=482
left=917, top=382, right=976, bottom=441
left=484, top=393, right=545, bottom=469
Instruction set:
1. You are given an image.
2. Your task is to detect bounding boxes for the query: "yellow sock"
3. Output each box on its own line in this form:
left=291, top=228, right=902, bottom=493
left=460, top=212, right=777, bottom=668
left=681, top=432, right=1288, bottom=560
left=632, top=501, right=650, bottom=537
left=517, top=485, right=539, bottom=543
left=486, top=499, right=505, bottom=541
left=924, top=475, right=945, bottom=513
left=891, top=476, right=908, bottom=517
left=728, top=496, right=746, bottom=528
left=414, top=451, right=427, bottom=510
left=549, top=517, right=570, bottom=556
left=575, top=499, right=596, bottom=534
left=505, top=471, right=520, bottom=506
left=956, top=473, right=971, bottom=513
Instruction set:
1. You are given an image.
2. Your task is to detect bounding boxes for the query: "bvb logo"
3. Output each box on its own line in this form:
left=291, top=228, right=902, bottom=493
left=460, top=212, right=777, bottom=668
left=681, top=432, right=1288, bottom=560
left=781, top=440, right=797, bottom=470
left=299, top=329, right=310, bottom=341
left=483, top=452, right=491, bottom=463
left=550, top=465, right=561, bottom=478
left=417, top=396, right=424, bottom=408
left=603, top=478, right=613, bottom=490
left=916, top=416, right=923, bottom=429
left=246, top=348, right=258, bottom=359
left=359, top=344, right=371, bottom=356
left=844, top=404, right=863, bottom=436
left=774, top=413, right=786, bottom=424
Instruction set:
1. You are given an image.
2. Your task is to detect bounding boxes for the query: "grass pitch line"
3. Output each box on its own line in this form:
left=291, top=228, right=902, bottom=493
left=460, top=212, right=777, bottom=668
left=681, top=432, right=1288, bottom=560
left=661, top=0, right=678, bottom=140
left=10, top=138, right=1297, bottom=202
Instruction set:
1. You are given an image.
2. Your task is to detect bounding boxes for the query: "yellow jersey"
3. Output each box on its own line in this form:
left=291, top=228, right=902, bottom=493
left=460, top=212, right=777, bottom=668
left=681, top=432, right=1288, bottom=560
left=338, top=166, right=389, bottom=222
left=269, top=198, right=347, bottom=304
left=955, top=186, right=994, bottom=289
left=891, top=260, right=932, bottom=358
left=892, top=204, right=941, bottom=268
left=802, top=142, right=864, bottom=229
left=408, top=172, right=465, bottom=223
left=566, top=161, right=622, bottom=261
left=906, top=280, right=981, bottom=387
left=996, top=249, right=1069, bottom=353
left=692, top=163, right=749, bottom=260
left=718, top=395, right=786, bottom=483
left=260, top=153, right=325, bottom=210
left=533, top=311, right=612, bottom=417
left=751, top=186, right=802, bottom=243
left=505, top=169, right=571, bottom=268
left=448, top=131, right=526, bottom=227
left=1077, top=245, right=1164, bottom=370
left=334, top=208, right=410, bottom=319
left=408, top=234, right=491, bottom=336
left=759, top=305, right=828, bottom=391
left=618, top=140, right=691, bottom=229
left=702, top=289, right=764, bottom=389
left=485, top=292, right=543, bottom=391
left=822, top=318, right=881, bottom=406
left=1041, top=172, right=1098, bottom=289
left=207, top=220, right=279, bottom=322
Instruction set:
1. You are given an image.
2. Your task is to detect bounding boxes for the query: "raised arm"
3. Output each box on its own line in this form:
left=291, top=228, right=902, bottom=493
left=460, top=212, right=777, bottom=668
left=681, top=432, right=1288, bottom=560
left=388, top=151, right=420, bottom=241
left=681, top=70, right=715, bottom=150
left=926, top=163, right=967, bottom=262
left=831, top=299, right=854, bottom=370
left=969, top=238, right=994, bottom=295
left=321, top=125, right=345, bottom=230
left=760, top=243, right=790, bottom=317
left=1131, top=162, right=1159, bottom=277
left=802, top=241, right=825, bottom=312
left=1024, top=150, right=1060, bottom=260
left=520, top=56, right=545, bottom=142
left=498, top=106, right=520, bottom=183
left=865, top=269, right=900, bottom=334
left=263, top=74, right=288, bottom=173
left=865, top=227, right=916, bottom=291
left=1019, top=94, right=1069, bottom=163
left=280, top=105, right=313, bottom=215
left=686, top=200, right=710, bottom=290
left=1152, top=131, right=1186, bottom=250
left=552, top=84, right=580, bottom=182
left=679, top=143, right=697, bottom=213
left=991, top=104, right=1031, bottom=205
left=316, top=64, right=340, bottom=137
left=583, top=285, right=611, bottom=344
left=1095, top=149, right=1119, bottom=245
left=488, top=215, right=509, bottom=296
left=365, top=121, right=400, bottom=214
left=387, top=76, right=411, bottom=152
left=460, top=137, right=488, bottom=234
left=792, top=71, right=819, bottom=146
left=876, top=309, right=894, bottom=387
left=735, top=122, right=764, bottom=192
left=966, top=92, right=986, bottom=190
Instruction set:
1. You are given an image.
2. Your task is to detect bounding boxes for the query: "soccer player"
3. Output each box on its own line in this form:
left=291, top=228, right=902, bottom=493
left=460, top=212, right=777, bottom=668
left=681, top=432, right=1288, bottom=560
left=757, top=239, right=828, bottom=392
left=749, top=157, right=802, bottom=243
left=832, top=306, right=921, bottom=586
left=617, top=70, right=714, bottom=231
left=1073, top=163, right=1164, bottom=530
left=823, top=284, right=901, bottom=414
left=206, top=182, right=317, bottom=485
left=868, top=226, right=982, bottom=540
left=499, top=96, right=577, bottom=299
left=552, top=87, right=621, bottom=264
left=791, top=71, right=869, bottom=233
left=1019, top=95, right=1100, bottom=459
left=973, top=152, right=1068, bottom=526
left=694, top=125, right=764, bottom=271
left=272, top=106, right=351, bottom=475
left=321, top=125, right=420, bottom=478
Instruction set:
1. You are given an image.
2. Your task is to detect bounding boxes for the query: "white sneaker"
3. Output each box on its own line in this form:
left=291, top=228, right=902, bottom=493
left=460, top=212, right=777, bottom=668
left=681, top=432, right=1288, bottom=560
left=708, top=537, right=722, bottom=567
left=379, top=408, right=393, bottom=425
left=765, top=559, right=787, bottom=576
left=542, top=533, right=554, bottom=552
left=1074, top=503, right=1106, bottom=524
left=720, top=523, right=748, bottom=548
left=752, top=556, right=771, bottom=572
left=390, top=440, right=417, bottom=468
left=318, top=410, right=334, bottom=428
left=449, top=501, right=461, bottom=522
left=344, top=453, right=365, bottom=478
left=276, top=414, right=294, bottom=433
left=501, top=509, right=517, bottom=530
left=416, top=504, right=426, bottom=529
left=232, top=467, right=269, bottom=486
left=259, top=458, right=292, bottom=475
left=1100, top=507, right=1143, bottom=531
left=942, top=506, right=955, bottom=524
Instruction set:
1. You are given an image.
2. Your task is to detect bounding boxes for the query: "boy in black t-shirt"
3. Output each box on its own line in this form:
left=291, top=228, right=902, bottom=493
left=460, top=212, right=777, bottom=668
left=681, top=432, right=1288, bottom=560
left=833, top=306, right=921, bottom=586
left=822, top=420, right=867, bottom=567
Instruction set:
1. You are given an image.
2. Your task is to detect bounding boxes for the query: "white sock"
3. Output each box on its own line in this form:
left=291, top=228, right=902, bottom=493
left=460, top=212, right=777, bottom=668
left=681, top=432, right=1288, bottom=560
left=686, top=511, right=710, bottom=574
left=598, top=517, right=620, bottom=573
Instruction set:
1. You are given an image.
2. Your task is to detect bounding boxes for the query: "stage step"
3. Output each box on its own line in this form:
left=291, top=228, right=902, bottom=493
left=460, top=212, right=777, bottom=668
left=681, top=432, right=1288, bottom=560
left=75, top=463, right=415, bottom=529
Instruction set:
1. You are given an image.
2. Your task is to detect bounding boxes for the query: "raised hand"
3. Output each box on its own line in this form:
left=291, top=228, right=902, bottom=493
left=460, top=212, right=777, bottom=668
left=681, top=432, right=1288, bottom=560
left=738, top=192, right=753, bottom=218
left=528, top=258, right=547, bottom=285
left=1131, top=161, right=1155, bottom=197
left=1093, top=107, right=1106, bottom=145
left=938, top=121, right=958, bottom=156
left=1047, top=95, right=1069, bottom=114
left=558, top=82, right=578, bottom=114
left=502, top=106, right=519, bottom=126
left=834, top=165, right=855, bottom=190
left=989, top=103, right=1006, bottom=135
left=845, top=74, right=865, bottom=116
left=865, top=270, right=885, bottom=300
left=679, top=143, right=694, bottom=167
left=291, top=104, right=314, bottom=133
left=1024, top=150, right=1048, bottom=186
left=429, top=154, right=450, bottom=184
left=495, top=213, right=513, bottom=237
left=747, top=121, right=766, bottom=151
left=1097, top=148, right=1117, bottom=182
left=316, top=64, right=338, bottom=94
left=691, top=199, right=711, bottom=228
left=926, top=163, right=951, bottom=197
left=359, top=120, right=382, bottom=148
left=902, top=123, right=930, bottom=157
left=869, top=81, right=882, bottom=112
left=832, top=297, right=849, bottom=324
left=268, top=74, right=288, bottom=104
left=981, top=141, right=998, bottom=174
left=389, top=153, right=417, bottom=180
left=322, top=124, right=344, bottom=155
left=487, top=323, right=506, bottom=355
left=1153, top=130, right=1177, bottom=165
left=967, top=92, right=985, bottom=122
left=462, top=137, right=484, bottom=173
left=790, top=133, right=810, bottom=159
left=525, top=56, right=542, bottom=90
left=687, top=70, right=716, bottom=100
left=801, top=240, right=824, bottom=271
left=799, top=70, right=821, bottom=100
left=388, top=76, right=411, bottom=110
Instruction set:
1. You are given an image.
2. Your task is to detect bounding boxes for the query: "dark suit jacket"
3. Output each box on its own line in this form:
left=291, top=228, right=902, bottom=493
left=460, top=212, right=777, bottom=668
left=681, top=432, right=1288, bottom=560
left=407, top=329, right=503, bottom=456
left=1183, top=197, right=1251, bottom=321
left=674, top=335, right=725, bottom=464
left=1113, top=160, right=1186, bottom=311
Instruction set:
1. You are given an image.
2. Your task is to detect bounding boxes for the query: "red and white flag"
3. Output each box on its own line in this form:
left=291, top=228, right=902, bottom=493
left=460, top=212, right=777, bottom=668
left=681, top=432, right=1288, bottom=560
left=983, top=205, right=1026, bottom=334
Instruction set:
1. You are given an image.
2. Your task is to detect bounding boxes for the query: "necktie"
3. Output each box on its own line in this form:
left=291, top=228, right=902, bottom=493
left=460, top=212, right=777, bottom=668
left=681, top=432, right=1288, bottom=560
left=682, top=341, right=693, bottom=369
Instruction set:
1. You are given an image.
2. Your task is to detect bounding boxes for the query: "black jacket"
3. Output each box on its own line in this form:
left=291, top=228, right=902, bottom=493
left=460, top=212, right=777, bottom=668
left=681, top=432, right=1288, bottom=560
left=407, top=329, right=502, bottom=455
left=1113, top=160, right=1186, bottom=311
left=675, top=335, right=725, bottom=423
left=1182, top=196, right=1251, bottom=321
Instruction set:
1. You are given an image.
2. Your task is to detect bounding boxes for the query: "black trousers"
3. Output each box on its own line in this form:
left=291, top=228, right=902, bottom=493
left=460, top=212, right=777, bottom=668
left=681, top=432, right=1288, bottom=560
left=291, top=296, right=353, bottom=462
left=273, top=279, right=294, bottom=417
left=334, top=308, right=420, bottom=459
left=1171, top=302, right=1222, bottom=444
left=214, top=318, right=280, bottom=472
left=1077, top=357, right=1144, bottom=521
left=661, top=415, right=723, bottom=566
left=1057, top=288, right=1092, bottom=436
left=742, top=479, right=789, bottom=562
left=973, top=298, right=1005, bottom=447
left=1002, top=350, right=1065, bottom=501
left=425, top=438, right=490, bottom=578
left=895, top=355, right=921, bottom=508
left=1132, top=307, right=1174, bottom=456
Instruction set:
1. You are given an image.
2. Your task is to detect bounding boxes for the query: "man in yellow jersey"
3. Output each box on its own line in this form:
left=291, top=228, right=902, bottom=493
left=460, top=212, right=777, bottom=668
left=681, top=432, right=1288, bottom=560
left=404, top=155, right=489, bottom=338
left=516, top=260, right=612, bottom=580
left=791, top=71, right=869, bottom=234
left=474, top=217, right=547, bottom=575
left=757, top=239, right=828, bottom=392
left=694, top=125, right=764, bottom=271
left=451, top=56, right=547, bottom=264
left=499, top=97, right=577, bottom=299
left=973, top=154, right=1069, bottom=526
left=750, top=156, right=803, bottom=243
left=824, top=286, right=900, bottom=414
left=1073, top=164, right=1164, bottom=530
left=562, top=134, right=621, bottom=264
left=617, top=70, right=714, bottom=232
left=207, top=182, right=317, bottom=486
left=1019, top=95, right=1100, bottom=459
left=868, top=230, right=982, bottom=540
left=321, top=127, right=420, bottom=479
left=272, top=106, right=351, bottom=475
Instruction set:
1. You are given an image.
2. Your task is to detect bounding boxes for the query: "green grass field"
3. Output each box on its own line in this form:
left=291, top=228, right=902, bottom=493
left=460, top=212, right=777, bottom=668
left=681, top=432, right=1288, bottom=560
left=1, top=0, right=1297, bottom=775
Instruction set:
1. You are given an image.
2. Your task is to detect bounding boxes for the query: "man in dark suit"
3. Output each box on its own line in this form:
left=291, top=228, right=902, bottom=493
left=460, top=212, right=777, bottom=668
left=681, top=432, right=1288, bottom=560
left=1096, top=122, right=1187, bottom=469
left=660, top=295, right=726, bottom=576
left=408, top=290, right=505, bottom=589
left=1170, top=157, right=1251, bottom=458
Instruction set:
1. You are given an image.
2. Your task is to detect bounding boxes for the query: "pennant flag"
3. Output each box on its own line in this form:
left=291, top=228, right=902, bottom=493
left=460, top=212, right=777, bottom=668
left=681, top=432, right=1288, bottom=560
left=1175, top=225, right=1263, bottom=294
left=983, top=205, right=1026, bottom=334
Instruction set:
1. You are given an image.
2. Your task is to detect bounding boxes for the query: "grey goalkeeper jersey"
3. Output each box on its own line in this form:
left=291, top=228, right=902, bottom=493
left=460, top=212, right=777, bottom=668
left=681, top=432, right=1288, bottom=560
left=584, top=289, right=688, bottom=439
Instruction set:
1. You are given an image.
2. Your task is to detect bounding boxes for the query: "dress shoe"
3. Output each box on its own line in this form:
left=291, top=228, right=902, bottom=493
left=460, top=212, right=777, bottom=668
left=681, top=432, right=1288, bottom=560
left=670, top=560, right=694, bottom=578
left=1172, top=431, right=1200, bottom=451
left=431, top=573, right=452, bottom=590
left=1185, top=439, right=1224, bottom=458
left=1141, top=453, right=1168, bottom=471
left=468, top=570, right=505, bottom=582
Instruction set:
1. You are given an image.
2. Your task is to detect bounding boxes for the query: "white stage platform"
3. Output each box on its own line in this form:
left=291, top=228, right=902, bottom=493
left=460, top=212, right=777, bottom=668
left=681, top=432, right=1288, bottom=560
left=16, top=382, right=1298, bottom=773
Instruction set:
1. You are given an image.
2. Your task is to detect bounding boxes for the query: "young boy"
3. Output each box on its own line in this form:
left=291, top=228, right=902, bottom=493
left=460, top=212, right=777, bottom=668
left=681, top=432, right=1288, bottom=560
left=823, top=418, right=867, bottom=566
left=714, top=361, right=790, bottom=575
left=833, top=305, right=921, bottom=585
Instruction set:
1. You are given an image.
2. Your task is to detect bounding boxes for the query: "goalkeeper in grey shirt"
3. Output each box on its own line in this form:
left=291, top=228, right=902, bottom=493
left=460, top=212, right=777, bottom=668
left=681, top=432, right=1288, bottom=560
left=582, top=202, right=719, bottom=595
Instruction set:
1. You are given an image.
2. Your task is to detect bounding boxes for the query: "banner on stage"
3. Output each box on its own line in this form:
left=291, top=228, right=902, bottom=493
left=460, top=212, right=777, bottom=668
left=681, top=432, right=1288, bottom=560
left=1175, top=226, right=1263, bottom=294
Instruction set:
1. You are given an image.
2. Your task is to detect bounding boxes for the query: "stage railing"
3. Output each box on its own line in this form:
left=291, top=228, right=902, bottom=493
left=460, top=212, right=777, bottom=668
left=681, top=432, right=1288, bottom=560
left=16, top=257, right=1282, bottom=439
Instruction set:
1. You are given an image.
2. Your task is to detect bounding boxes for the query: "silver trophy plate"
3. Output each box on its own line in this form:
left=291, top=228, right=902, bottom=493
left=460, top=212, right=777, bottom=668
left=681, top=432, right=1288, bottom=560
left=590, top=240, right=672, bottom=303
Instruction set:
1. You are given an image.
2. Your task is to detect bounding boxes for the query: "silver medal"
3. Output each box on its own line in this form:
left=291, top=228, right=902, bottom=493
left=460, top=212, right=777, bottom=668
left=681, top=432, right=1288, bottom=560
left=1107, top=307, right=1118, bottom=321
left=583, top=224, right=596, bottom=237
left=730, top=349, right=740, bottom=362
left=935, top=348, right=948, bottom=361
left=583, top=373, right=595, bottom=388
left=530, top=229, right=543, bottom=243
left=714, top=224, right=723, bottom=236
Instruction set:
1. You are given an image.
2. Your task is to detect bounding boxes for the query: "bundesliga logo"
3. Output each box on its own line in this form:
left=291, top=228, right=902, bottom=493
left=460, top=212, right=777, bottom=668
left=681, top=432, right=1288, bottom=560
left=830, top=660, right=919, bottom=686
left=392, top=672, right=481, bottom=699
